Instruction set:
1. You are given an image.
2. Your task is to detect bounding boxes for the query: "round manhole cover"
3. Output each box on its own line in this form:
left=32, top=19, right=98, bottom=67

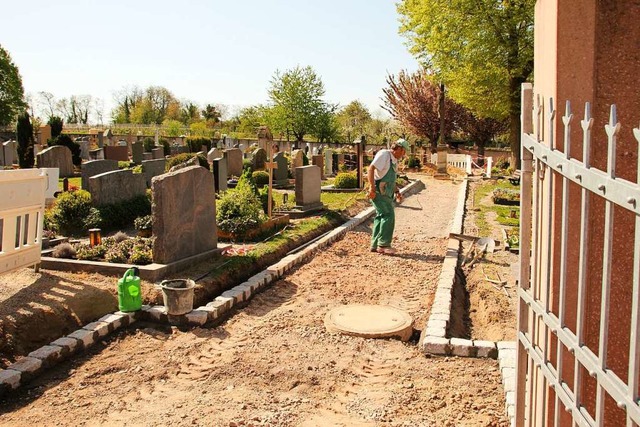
left=324, top=304, right=414, bottom=341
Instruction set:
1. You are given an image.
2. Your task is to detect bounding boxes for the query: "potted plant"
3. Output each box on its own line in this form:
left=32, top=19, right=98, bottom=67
left=134, top=215, right=153, bottom=237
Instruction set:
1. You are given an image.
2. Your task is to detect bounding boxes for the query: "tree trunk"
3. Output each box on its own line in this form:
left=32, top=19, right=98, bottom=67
left=477, top=140, right=486, bottom=167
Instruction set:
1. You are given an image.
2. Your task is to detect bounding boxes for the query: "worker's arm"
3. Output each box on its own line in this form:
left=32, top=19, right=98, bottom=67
left=367, top=165, right=376, bottom=199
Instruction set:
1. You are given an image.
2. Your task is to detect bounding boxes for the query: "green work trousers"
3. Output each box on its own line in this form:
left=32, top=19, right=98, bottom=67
left=370, top=194, right=395, bottom=249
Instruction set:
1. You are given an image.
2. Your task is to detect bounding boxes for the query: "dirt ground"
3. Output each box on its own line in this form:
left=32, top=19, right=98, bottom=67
left=0, top=176, right=514, bottom=426
left=461, top=179, right=518, bottom=342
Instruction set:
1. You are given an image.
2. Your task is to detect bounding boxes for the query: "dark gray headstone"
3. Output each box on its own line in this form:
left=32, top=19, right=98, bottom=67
left=142, top=159, right=166, bottom=188
left=87, top=169, right=146, bottom=206
left=81, top=159, right=118, bottom=190
left=89, top=148, right=104, bottom=160
left=152, top=147, right=164, bottom=159
left=212, top=157, right=228, bottom=193
left=152, top=166, right=217, bottom=264
left=132, top=141, right=144, bottom=165
left=272, top=152, right=289, bottom=185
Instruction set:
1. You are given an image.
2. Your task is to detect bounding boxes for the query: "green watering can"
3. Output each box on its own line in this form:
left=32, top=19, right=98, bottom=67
left=117, top=268, right=142, bottom=312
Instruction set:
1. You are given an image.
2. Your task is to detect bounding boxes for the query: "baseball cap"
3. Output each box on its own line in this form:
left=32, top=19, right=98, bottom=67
left=396, top=138, right=410, bottom=151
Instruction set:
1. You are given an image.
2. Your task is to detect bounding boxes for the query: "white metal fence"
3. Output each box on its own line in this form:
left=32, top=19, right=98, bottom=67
left=516, top=83, right=640, bottom=426
left=0, top=169, right=46, bottom=275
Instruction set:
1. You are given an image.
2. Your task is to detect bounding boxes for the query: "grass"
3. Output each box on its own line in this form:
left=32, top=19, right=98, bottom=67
left=58, top=177, right=81, bottom=191
left=271, top=189, right=368, bottom=211
left=472, top=179, right=520, bottom=236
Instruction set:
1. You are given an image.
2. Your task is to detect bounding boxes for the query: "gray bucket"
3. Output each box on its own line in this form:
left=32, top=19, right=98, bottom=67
left=160, top=279, right=195, bottom=315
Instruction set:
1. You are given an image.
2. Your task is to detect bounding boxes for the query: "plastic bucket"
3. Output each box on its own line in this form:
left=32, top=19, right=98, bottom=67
left=160, top=279, right=195, bottom=315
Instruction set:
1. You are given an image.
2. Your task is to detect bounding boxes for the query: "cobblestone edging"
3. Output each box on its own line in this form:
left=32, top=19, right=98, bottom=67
left=0, top=179, right=426, bottom=398
left=417, top=178, right=516, bottom=426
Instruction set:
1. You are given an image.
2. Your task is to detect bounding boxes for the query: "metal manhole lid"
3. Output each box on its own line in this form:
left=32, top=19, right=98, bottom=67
left=324, top=304, right=413, bottom=341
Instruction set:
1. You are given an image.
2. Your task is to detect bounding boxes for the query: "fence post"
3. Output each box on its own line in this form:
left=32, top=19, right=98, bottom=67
left=486, top=157, right=492, bottom=178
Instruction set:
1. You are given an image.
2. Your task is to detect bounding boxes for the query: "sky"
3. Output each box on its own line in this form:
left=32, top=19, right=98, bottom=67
left=2, top=0, right=420, bottom=123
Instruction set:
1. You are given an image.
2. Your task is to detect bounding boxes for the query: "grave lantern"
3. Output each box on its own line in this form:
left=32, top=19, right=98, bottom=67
left=89, top=228, right=102, bottom=247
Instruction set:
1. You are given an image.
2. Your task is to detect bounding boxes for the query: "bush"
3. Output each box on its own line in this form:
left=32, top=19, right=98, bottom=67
left=160, top=139, right=170, bottom=156
left=75, top=243, right=107, bottom=261
left=143, top=137, right=155, bottom=153
left=185, top=137, right=210, bottom=153
left=16, top=112, right=35, bottom=169
left=237, top=168, right=258, bottom=195
left=494, top=157, right=510, bottom=170
left=48, top=116, right=63, bottom=139
left=49, top=134, right=81, bottom=166
left=258, top=186, right=274, bottom=214
left=165, top=153, right=209, bottom=171
left=333, top=172, right=358, bottom=189
left=50, top=190, right=98, bottom=236
left=302, top=152, right=309, bottom=166
left=216, top=184, right=266, bottom=236
left=96, top=194, right=151, bottom=231
left=118, top=161, right=132, bottom=169
left=242, top=159, right=253, bottom=173
left=407, top=156, right=421, bottom=169
left=104, top=239, right=134, bottom=263
left=252, top=170, right=269, bottom=188
left=134, top=215, right=153, bottom=231
left=129, top=239, right=153, bottom=265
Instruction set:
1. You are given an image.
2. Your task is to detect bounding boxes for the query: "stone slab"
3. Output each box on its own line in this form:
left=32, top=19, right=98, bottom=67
left=324, top=304, right=413, bottom=341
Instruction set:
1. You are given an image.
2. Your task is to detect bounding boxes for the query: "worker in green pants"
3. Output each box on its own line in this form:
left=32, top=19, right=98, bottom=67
left=367, top=139, right=409, bottom=254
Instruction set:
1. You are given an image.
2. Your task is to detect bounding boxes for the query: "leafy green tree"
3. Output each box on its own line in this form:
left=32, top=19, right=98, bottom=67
left=162, top=119, right=185, bottom=138
left=397, top=0, right=534, bottom=166
left=336, top=100, right=372, bottom=142
left=112, top=86, right=180, bottom=124
left=313, top=103, right=340, bottom=143
left=235, top=105, right=269, bottom=136
left=180, top=101, right=201, bottom=125
left=0, top=45, right=26, bottom=126
left=202, top=104, right=222, bottom=123
left=268, top=66, right=327, bottom=142
left=16, top=112, right=34, bottom=168
left=48, top=116, right=63, bottom=139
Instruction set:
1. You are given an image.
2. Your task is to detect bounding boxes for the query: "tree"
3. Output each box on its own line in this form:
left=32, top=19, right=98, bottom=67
left=0, top=45, right=26, bottom=126
left=48, top=116, right=63, bottom=139
left=112, top=86, right=180, bottom=124
left=313, top=103, right=340, bottom=144
left=180, top=101, right=201, bottom=125
left=202, top=104, right=222, bottom=123
left=16, top=112, right=35, bottom=168
left=382, top=70, right=463, bottom=152
left=268, top=66, right=327, bottom=142
left=458, top=112, right=508, bottom=162
left=336, top=100, right=372, bottom=143
left=397, top=0, right=534, bottom=167
left=235, top=105, right=268, bottom=136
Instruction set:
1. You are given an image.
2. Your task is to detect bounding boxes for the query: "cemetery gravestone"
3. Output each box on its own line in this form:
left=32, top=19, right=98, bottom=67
left=252, top=148, right=267, bottom=170
left=132, top=141, right=144, bottom=164
left=143, top=152, right=153, bottom=161
left=142, top=159, right=166, bottom=188
left=225, top=148, right=243, bottom=177
left=41, top=167, right=59, bottom=201
left=87, top=169, right=146, bottom=207
left=103, top=145, right=129, bottom=162
left=37, top=145, right=74, bottom=177
left=212, top=157, right=228, bottom=193
left=152, top=147, right=164, bottom=159
left=290, top=149, right=304, bottom=176
left=89, top=148, right=105, bottom=160
left=294, top=165, right=324, bottom=214
left=207, top=147, right=223, bottom=164
left=272, top=152, right=289, bottom=186
left=312, top=155, right=324, bottom=180
left=324, top=149, right=334, bottom=176
left=152, top=166, right=217, bottom=264
left=79, top=140, right=90, bottom=161
left=81, top=159, right=118, bottom=190
left=3, top=141, right=17, bottom=166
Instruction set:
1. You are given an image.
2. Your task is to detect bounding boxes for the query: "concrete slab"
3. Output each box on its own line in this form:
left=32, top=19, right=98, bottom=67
left=324, top=304, right=413, bottom=341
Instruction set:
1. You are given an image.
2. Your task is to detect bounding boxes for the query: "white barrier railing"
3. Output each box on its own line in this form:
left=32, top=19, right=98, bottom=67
left=0, top=169, right=46, bottom=275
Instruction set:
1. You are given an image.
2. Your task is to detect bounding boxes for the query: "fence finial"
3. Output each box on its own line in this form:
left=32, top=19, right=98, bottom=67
left=548, top=98, right=556, bottom=150
left=604, top=105, right=620, bottom=178
left=581, top=102, right=593, bottom=168
left=562, top=100, right=573, bottom=159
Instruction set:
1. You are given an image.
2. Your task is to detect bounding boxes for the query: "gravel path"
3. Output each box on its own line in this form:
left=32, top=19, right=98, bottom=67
left=0, top=176, right=509, bottom=426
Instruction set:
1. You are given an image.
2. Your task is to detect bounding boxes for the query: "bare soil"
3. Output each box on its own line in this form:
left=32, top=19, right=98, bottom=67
left=0, top=176, right=513, bottom=426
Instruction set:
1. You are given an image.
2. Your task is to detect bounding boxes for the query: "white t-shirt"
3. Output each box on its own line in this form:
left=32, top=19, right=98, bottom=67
left=370, top=149, right=397, bottom=180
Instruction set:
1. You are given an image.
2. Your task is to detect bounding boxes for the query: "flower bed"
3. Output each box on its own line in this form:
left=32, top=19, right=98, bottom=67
left=492, top=188, right=520, bottom=205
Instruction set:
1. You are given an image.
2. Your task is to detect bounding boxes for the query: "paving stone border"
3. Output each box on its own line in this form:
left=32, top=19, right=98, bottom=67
left=0, top=179, right=425, bottom=398
left=416, top=178, right=516, bottom=426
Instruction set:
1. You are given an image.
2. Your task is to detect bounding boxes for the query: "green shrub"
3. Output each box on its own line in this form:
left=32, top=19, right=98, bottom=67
left=258, top=186, right=275, bottom=214
left=242, top=159, right=253, bottom=173
left=216, top=184, right=266, bottom=236
left=302, top=152, right=309, bottom=166
left=333, top=172, right=358, bottom=189
left=407, top=156, right=421, bottom=169
left=165, top=153, right=209, bottom=171
left=143, top=137, right=155, bottom=153
left=185, top=137, right=210, bottom=153
left=134, top=215, right=153, bottom=231
left=118, top=161, right=132, bottom=169
left=237, top=168, right=258, bottom=195
left=252, top=170, right=269, bottom=188
left=17, top=112, right=35, bottom=169
left=132, top=164, right=143, bottom=174
left=96, top=194, right=151, bottom=231
left=51, top=190, right=98, bottom=236
left=160, top=139, right=170, bottom=156
left=75, top=243, right=107, bottom=261
left=129, top=239, right=153, bottom=265
left=104, top=239, right=134, bottom=263
left=48, top=116, right=63, bottom=139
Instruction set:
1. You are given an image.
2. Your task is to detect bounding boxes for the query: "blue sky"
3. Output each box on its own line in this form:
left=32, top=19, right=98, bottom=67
left=2, top=0, right=420, bottom=121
